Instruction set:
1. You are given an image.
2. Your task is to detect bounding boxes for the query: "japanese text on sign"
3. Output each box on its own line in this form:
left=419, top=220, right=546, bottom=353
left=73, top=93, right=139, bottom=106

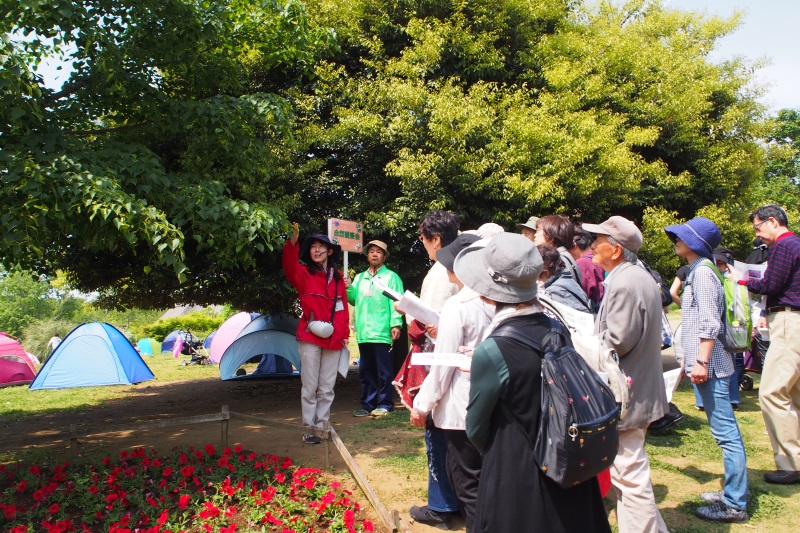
left=328, top=218, right=363, bottom=253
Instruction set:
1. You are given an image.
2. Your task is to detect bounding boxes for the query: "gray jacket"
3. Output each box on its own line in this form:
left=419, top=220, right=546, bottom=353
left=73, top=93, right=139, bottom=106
left=595, top=261, right=668, bottom=430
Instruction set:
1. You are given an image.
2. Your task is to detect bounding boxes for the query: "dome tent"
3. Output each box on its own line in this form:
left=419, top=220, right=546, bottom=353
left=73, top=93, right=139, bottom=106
left=136, top=337, right=161, bottom=355
left=161, top=329, right=199, bottom=353
left=0, top=357, right=35, bottom=387
left=219, top=314, right=300, bottom=380
left=30, top=322, right=154, bottom=390
left=208, top=312, right=261, bottom=363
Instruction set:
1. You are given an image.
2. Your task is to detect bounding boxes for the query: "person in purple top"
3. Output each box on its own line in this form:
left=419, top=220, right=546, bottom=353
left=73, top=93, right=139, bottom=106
left=574, top=227, right=605, bottom=313
left=739, top=204, right=800, bottom=485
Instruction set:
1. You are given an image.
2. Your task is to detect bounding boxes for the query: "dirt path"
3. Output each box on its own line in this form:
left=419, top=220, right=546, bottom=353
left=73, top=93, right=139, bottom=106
left=1, top=368, right=450, bottom=533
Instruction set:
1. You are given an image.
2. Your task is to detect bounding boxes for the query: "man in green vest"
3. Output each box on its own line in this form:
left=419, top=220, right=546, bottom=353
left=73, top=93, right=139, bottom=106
left=346, top=240, right=404, bottom=417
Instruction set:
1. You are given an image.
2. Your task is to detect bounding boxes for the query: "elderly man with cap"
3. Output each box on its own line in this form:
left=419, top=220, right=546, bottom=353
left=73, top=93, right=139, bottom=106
left=582, top=216, right=669, bottom=533
left=462, top=233, right=611, bottom=533
left=516, top=215, right=540, bottom=242
left=346, top=240, right=404, bottom=418
left=665, top=217, right=749, bottom=523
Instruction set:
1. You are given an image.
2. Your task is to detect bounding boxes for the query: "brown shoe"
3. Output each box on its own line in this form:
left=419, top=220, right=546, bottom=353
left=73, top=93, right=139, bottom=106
left=764, top=470, right=800, bottom=484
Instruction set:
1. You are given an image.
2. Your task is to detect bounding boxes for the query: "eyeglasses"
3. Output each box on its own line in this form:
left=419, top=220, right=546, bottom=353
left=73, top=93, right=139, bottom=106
left=753, top=219, right=769, bottom=232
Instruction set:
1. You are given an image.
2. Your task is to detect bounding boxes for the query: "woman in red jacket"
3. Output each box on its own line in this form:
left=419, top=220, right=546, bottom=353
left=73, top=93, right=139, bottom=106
left=283, top=222, right=350, bottom=444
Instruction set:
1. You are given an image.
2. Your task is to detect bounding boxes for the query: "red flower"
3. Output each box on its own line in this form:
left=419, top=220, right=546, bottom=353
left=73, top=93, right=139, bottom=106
left=157, top=509, right=169, bottom=525
left=9, top=526, right=28, bottom=533
left=180, top=465, right=195, bottom=477
left=29, top=465, right=40, bottom=476
left=363, top=520, right=375, bottom=532
left=274, top=473, right=286, bottom=484
left=4, top=504, right=16, bottom=519
left=204, top=444, right=216, bottom=456
left=88, top=485, right=99, bottom=494
left=33, top=490, right=45, bottom=501
left=344, top=509, right=355, bottom=527
left=16, top=479, right=27, bottom=492
left=49, top=503, right=60, bottom=514
left=162, top=467, right=174, bottom=477
left=178, top=494, right=191, bottom=509
left=233, top=445, right=243, bottom=453
left=262, top=511, right=282, bottom=525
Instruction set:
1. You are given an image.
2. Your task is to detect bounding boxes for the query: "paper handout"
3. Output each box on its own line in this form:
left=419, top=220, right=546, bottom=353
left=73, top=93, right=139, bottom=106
left=411, top=352, right=471, bottom=368
left=396, top=291, right=440, bottom=326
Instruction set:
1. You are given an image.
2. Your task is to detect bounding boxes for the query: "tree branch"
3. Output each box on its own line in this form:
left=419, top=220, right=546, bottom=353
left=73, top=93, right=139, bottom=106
left=63, top=120, right=163, bottom=136
left=45, top=81, right=86, bottom=103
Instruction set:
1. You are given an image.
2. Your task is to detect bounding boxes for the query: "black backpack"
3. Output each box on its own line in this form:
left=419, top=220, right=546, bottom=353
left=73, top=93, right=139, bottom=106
left=639, top=259, right=673, bottom=308
left=494, top=322, right=620, bottom=488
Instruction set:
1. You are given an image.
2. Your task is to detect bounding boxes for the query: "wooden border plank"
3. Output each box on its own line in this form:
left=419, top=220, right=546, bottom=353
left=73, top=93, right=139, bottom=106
left=329, top=427, right=398, bottom=533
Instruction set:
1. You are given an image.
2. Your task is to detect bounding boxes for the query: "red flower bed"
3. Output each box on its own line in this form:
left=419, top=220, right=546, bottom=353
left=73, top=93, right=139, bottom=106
left=0, top=445, right=375, bottom=532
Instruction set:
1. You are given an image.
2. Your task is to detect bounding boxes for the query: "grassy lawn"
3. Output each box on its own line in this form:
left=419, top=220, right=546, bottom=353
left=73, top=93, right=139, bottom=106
left=0, top=352, right=219, bottom=424
left=335, top=376, right=799, bottom=533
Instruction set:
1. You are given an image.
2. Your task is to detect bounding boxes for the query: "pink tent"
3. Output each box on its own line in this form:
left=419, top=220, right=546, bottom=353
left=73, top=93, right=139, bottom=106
left=0, top=356, right=35, bottom=387
left=208, top=312, right=258, bottom=363
left=0, top=333, right=37, bottom=372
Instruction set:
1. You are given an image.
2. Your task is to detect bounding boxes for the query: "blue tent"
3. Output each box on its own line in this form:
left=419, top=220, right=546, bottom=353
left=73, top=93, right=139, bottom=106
left=161, top=330, right=199, bottom=353
left=219, top=314, right=301, bottom=380
left=204, top=330, right=216, bottom=349
left=136, top=337, right=160, bottom=355
left=30, top=322, right=155, bottom=390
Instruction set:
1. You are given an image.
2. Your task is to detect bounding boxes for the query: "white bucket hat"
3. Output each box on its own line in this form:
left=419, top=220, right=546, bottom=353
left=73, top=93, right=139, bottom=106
left=453, top=233, right=543, bottom=303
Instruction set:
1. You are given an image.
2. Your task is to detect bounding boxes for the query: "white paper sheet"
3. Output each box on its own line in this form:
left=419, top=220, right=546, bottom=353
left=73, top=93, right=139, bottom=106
left=371, top=277, right=402, bottom=301
left=410, top=352, right=471, bottom=368
left=397, top=291, right=440, bottom=326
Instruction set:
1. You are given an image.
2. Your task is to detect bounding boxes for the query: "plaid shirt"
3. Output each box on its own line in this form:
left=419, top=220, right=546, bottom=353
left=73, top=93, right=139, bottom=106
left=746, top=232, right=800, bottom=309
left=681, top=258, right=733, bottom=378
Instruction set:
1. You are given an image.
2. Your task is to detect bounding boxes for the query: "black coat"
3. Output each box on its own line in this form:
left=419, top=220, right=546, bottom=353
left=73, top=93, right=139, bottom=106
left=471, top=315, right=611, bottom=533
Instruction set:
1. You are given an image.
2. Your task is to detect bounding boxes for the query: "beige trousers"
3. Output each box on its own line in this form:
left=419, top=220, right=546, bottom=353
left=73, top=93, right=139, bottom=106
left=611, top=427, right=669, bottom=533
left=761, top=311, right=800, bottom=471
left=298, top=341, right=340, bottom=429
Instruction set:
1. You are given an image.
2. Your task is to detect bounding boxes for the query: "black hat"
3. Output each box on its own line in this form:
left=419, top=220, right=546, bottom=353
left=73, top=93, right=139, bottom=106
left=300, top=234, right=342, bottom=265
left=436, top=233, right=481, bottom=272
left=713, top=246, right=734, bottom=266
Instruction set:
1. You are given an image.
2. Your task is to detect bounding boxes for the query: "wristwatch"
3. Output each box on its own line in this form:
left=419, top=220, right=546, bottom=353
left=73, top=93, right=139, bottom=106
left=695, top=360, right=709, bottom=367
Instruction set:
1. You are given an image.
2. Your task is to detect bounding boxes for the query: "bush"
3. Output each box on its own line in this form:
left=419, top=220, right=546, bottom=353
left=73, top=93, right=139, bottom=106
left=22, top=318, right=76, bottom=361
left=137, top=312, right=227, bottom=341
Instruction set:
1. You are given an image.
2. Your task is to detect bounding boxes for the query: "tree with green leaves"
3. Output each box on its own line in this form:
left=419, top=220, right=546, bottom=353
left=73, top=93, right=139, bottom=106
left=3, top=0, right=770, bottom=306
left=294, top=0, right=766, bottom=283
left=2, top=0, right=335, bottom=309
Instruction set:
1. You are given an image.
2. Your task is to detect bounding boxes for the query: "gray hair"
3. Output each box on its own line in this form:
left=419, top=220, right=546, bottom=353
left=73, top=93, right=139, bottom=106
left=607, top=235, right=638, bottom=264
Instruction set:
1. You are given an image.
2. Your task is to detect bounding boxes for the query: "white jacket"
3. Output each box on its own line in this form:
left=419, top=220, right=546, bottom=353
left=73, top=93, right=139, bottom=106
left=413, top=287, right=495, bottom=429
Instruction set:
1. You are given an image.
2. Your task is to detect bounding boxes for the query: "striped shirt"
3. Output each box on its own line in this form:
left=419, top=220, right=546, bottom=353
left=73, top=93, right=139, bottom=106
left=746, top=232, right=800, bottom=309
left=681, top=258, right=733, bottom=378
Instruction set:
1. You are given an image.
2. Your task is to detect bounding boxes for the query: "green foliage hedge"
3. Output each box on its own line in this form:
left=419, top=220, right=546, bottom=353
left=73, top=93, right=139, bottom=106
left=136, top=313, right=226, bottom=341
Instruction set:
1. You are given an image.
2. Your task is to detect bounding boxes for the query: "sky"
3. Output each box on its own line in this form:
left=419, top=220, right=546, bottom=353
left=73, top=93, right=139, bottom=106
left=36, top=1, right=799, bottom=114
left=664, top=0, right=800, bottom=113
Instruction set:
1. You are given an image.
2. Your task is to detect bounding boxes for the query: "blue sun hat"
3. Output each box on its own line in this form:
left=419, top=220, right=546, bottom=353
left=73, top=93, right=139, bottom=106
left=664, top=217, right=721, bottom=260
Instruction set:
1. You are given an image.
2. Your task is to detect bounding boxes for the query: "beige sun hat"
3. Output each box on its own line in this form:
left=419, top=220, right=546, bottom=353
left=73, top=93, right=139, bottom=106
left=364, top=240, right=389, bottom=256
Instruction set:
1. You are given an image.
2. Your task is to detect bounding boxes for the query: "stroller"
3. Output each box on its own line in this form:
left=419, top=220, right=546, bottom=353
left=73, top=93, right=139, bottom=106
left=175, top=330, right=209, bottom=366
left=740, top=330, right=768, bottom=391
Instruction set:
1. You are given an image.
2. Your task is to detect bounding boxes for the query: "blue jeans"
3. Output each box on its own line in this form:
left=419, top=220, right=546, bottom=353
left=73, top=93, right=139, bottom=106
left=694, top=353, right=744, bottom=407
left=695, top=376, right=748, bottom=511
left=425, top=425, right=459, bottom=513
